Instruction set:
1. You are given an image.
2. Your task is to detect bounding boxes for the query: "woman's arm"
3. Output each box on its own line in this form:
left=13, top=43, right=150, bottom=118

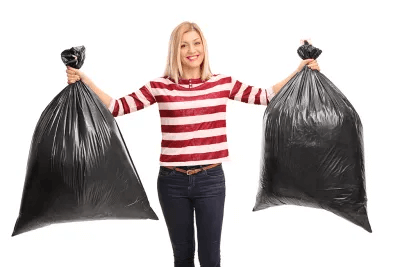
left=228, top=77, right=275, bottom=105
left=66, top=66, right=112, bottom=107
left=108, top=83, right=156, bottom=117
left=272, top=58, right=320, bottom=95
left=66, top=66, right=156, bottom=117
left=271, top=69, right=298, bottom=95
left=85, top=79, right=113, bottom=108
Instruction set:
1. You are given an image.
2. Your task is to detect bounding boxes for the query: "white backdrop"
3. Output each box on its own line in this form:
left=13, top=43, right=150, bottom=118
left=2, top=0, right=399, bottom=266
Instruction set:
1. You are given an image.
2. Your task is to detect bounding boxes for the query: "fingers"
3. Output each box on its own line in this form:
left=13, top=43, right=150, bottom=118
left=305, top=59, right=315, bottom=66
left=67, top=73, right=80, bottom=83
left=66, top=72, right=80, bottom=79
left=66, top=70, right=77, bottom=77
left=300, top=39, right=313, bottom=46
left=308, top=64, right=320, bottom=70
left=306, top=60, right=320, bottom=70
left=67, top=79, right=79, bottom=84
left=67, top=78, right=80, bottom=84
left=66, top=66, right=80, bottom=83
left=66, top=68, right=77, bottom=75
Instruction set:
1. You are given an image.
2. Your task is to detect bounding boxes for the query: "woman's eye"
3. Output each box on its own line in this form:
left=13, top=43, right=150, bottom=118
left=195, top=42, right=201, bottom=45
left=181, top=45, right=185, bottom=48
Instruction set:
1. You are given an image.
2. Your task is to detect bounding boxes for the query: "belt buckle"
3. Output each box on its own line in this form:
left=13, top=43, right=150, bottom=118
left=187, top=169, right=196, bottom=175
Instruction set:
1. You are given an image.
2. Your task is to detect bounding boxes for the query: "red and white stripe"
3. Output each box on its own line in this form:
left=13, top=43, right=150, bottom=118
left=109, top=84, right=156, bottom=117
left=108, top=74, right=275, bottom=166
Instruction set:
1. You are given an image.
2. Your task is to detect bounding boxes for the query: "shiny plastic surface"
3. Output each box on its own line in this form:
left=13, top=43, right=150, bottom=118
left=253, top=41, right=372, bottom=233
left=12, top=46, right=158, bottom=237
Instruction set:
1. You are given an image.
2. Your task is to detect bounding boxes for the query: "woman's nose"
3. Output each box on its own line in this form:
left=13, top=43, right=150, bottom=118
left=188, top=45, right=196, bottom=53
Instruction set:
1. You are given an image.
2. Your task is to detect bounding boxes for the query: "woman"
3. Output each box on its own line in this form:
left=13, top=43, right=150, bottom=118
left=66, top=21, right=319, bottom=267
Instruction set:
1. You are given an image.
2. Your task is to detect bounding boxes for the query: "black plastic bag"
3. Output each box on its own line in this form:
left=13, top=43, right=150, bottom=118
left=253, top=41, right=372, bottom=233
left=12, top=46, right=158, bottom=236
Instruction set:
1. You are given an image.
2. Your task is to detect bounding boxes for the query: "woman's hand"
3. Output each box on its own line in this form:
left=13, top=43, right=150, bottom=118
left=296, top=39, right=320, bottom=72
left=297, top=59, right=320, bottom=72
left=66, top=66, right=90, bottom=84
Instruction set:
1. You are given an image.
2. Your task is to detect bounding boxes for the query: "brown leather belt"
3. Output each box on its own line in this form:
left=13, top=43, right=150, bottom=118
left=164, top=163, right=221, bottom=175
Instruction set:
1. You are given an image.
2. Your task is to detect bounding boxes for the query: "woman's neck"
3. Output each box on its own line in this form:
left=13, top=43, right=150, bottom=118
left=181, top=67, right=201, bottom=79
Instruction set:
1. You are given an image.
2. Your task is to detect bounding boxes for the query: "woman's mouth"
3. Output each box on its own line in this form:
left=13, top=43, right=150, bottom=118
left=187, top=55, right=199, bottom=62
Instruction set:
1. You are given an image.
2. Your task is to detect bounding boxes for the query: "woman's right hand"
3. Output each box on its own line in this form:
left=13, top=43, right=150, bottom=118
left=66, top=66, right=90, bottom=84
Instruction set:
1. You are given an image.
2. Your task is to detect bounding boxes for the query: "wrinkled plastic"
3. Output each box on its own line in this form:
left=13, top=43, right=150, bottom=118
left=253, top=41, right=372, bottom=233
left=12, top=46, right=158, bottom=236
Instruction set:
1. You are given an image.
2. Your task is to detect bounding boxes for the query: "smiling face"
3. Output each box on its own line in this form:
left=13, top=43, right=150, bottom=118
left=179, top=30, right=204, bottom=73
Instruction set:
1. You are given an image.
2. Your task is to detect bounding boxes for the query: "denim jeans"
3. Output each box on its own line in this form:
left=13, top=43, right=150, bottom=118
left=157, top=163, right=226, bottom=267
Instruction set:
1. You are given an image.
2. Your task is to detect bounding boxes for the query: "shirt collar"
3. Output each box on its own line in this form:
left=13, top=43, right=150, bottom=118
left=177, top=77, right=203, bottom=85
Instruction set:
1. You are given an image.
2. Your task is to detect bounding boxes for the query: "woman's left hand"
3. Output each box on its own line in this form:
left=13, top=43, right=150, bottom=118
left=296, top=39, right=321, bottom=72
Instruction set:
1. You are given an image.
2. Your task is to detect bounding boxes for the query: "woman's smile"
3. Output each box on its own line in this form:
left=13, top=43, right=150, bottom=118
left=187, top=55, right=199, bottom=61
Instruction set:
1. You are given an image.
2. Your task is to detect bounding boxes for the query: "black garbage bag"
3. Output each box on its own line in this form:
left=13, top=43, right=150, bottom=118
left=253, top=41, right=372, bottom=233
left=12, top=45, right=158, bottom=236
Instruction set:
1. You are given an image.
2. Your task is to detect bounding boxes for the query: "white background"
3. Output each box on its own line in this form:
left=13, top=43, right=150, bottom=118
left=1, top=0, right=399, bottom=266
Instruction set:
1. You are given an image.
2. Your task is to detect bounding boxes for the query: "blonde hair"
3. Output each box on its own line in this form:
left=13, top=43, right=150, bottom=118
left=163, top=21, right=213, bottom=83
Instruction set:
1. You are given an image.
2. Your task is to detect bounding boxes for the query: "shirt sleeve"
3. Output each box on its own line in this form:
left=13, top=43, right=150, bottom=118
left=108, top=82, right=156, bottom=117
left=228, top=77, right=275, bottom=106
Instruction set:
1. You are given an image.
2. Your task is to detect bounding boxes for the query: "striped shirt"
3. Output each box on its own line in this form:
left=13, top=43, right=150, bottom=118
left=108, top=74, right=275, bottom=166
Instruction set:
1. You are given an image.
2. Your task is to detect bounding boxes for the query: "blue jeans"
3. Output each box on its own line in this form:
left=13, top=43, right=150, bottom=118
left=157, top=164, right=226, bottom=267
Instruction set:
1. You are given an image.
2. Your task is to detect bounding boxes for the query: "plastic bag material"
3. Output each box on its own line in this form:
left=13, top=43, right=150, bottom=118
left=253, top=41, right=372, bottom=233
left=12, top=45, right=158, bottom=236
